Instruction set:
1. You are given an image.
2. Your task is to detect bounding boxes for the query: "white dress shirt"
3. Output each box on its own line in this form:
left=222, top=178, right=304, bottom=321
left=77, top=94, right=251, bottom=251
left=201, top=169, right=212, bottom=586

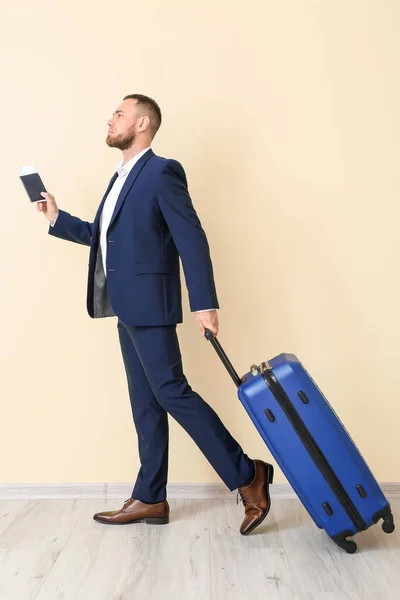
left=50, top=149, right=215, bottom=313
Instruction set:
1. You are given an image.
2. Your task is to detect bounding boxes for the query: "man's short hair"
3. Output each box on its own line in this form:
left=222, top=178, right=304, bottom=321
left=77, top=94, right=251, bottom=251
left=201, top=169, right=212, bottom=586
left=123, top=94, right=162, bottom=139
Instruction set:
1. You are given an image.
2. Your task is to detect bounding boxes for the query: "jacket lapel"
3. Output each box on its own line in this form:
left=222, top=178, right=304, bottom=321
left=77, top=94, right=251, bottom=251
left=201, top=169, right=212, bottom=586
left=108, top=148, right=154, bottom=230
left=92, top=171, right=119, bottom=240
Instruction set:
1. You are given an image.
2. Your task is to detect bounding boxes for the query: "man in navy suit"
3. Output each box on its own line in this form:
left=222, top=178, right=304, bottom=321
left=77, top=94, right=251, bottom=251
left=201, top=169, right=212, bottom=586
left=38, top=94, right=274, bottom=535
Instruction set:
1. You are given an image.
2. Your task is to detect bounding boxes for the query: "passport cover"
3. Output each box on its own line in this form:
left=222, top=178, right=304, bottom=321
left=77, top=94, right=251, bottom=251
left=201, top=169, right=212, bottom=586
left=19, top=172, right=47, bottom=202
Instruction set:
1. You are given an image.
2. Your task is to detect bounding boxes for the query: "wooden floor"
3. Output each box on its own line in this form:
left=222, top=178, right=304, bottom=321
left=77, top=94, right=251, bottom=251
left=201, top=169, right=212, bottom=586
left=0, top=497, right=398, bottom=600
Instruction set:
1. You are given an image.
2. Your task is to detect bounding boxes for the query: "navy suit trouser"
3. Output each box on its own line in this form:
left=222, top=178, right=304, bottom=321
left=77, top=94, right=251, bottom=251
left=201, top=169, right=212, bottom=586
left=117, top=318, right=255, bottom=503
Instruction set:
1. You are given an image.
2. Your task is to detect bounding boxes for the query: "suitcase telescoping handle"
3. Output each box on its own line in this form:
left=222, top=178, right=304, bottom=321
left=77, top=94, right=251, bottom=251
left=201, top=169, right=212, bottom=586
left=204, top=328, right=242, bottom=388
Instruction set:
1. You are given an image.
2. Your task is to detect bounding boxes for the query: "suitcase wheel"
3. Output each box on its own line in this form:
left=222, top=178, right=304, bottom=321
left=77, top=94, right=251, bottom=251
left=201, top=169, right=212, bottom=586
left=373, top=504, right=395, bottom=535
left=337, top=539, right=357, bottom=554
left=343, top=540, right=357, bottom=554
left=331, top=531, right=358, bottom=554
left=382, top=518, right=395, bottom=534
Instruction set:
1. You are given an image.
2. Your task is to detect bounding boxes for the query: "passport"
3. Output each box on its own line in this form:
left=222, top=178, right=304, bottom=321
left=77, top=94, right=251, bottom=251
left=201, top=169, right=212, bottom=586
left=19, top=168, right=47, bottom=203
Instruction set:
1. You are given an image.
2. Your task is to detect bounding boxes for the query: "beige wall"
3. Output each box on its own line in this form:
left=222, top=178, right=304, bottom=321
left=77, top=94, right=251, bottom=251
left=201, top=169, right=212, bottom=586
left=1, top=1, right=399, bottom=486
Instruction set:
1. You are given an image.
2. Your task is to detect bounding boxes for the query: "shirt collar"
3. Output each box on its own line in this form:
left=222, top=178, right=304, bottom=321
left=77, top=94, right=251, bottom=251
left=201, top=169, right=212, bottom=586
left=115, top=146, right=151, bottom=177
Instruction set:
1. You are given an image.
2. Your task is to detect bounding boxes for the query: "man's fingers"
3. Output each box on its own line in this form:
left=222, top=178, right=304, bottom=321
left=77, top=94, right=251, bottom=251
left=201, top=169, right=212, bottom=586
left=41, top=192, right=53, bottom=202
left=202, top=325, right=218, bottom=337
left=196, top=312, right=219, bottom=337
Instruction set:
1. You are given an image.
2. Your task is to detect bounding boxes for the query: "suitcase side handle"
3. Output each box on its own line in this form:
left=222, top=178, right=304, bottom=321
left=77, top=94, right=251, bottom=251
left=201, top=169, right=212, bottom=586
left=204, top=328, right=242, bottom=388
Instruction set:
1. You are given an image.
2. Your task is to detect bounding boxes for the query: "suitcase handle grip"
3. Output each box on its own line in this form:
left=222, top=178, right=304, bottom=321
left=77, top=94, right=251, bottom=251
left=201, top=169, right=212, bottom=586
left=204, top=329, right=242, bottom=388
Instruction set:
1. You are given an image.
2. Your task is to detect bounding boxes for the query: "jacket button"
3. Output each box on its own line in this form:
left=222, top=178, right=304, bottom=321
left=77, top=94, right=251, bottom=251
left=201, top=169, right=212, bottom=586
left=108, top=268, right=115, bottom=272
left=108, top=239, right=114, bottom=242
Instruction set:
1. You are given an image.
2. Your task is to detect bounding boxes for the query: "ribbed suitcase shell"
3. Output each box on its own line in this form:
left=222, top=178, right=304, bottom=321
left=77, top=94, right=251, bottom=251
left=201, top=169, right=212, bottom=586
left=238, top=353, right=393, bottom=550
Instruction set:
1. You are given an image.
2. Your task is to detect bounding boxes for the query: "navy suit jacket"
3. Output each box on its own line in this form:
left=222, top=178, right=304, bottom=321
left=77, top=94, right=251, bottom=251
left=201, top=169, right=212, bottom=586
left=48, top=148, right=219, bottom=326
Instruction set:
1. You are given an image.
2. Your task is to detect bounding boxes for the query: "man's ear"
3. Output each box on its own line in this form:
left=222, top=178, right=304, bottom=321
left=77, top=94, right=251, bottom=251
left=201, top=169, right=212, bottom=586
left=137, top=115, right=150, bottom=132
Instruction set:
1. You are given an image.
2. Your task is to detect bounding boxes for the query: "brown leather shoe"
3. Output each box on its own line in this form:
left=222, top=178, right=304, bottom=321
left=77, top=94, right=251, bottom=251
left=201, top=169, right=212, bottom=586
left=237, top=459, right=274, bottom=535
left=93, top=498, right=170, bottom=525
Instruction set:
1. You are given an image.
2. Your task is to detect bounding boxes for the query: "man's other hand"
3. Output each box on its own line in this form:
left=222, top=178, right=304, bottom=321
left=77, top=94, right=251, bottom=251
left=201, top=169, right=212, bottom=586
left=195, top=310, right=219, bottom=337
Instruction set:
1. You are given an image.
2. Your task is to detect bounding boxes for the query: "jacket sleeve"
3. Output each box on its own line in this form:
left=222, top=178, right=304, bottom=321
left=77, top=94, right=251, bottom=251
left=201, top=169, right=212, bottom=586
left=157, top=159, right=219, bottom=312
left=48, top=209, right=93, bottom=246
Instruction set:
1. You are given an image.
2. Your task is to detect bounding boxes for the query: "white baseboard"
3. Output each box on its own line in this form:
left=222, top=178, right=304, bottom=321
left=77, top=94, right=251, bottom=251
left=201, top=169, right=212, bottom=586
left=0, top=482, right=398, bottom=500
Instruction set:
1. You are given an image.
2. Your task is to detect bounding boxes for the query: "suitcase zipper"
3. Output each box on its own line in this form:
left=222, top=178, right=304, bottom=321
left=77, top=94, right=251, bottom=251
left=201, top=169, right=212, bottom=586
left=262, top=368, right=367, bottom=532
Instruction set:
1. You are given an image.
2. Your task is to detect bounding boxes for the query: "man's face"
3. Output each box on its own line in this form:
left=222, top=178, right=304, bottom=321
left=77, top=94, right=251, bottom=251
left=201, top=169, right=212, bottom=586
left=106, top=99, right=138, bottom=150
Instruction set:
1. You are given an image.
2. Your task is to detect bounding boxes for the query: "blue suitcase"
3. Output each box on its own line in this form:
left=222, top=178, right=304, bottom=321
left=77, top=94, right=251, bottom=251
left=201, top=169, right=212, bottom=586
left=205, top=329, right=395, bottom=553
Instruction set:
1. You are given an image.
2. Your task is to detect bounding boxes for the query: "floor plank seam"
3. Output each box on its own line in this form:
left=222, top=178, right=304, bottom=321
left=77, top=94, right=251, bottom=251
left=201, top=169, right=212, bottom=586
left=34, top=499, right=88, bottom=600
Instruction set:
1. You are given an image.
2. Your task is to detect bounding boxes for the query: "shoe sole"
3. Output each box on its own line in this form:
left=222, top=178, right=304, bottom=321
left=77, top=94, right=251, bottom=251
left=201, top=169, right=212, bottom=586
left=240, top=462, right=274, bottom=536
left=93, top=516, right=169, bottom=525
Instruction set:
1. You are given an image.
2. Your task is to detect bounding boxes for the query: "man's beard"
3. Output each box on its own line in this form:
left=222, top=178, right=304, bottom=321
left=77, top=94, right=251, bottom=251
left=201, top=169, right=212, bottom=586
left=106, top=125, right=136, bottom=150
